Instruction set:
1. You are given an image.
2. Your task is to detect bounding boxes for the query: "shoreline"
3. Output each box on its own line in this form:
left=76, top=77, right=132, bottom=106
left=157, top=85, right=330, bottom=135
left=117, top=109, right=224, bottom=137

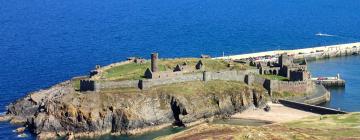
left=36, top=119, right=208, bottom=139
left=36, top=102, right=329, bottom=139
left=2, top=42, right=357, bottom=139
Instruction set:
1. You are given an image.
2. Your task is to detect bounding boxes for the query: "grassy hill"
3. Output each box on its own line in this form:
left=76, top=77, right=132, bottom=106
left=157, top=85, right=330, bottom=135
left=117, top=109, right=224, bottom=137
left=156, top=113, right=360, bottom=140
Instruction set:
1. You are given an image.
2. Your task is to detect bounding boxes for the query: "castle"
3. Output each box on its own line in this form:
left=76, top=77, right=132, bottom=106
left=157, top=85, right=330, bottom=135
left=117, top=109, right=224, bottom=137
left=253, top=54, right=311, bottom=81
left=79, top=53, right=315, bottom=97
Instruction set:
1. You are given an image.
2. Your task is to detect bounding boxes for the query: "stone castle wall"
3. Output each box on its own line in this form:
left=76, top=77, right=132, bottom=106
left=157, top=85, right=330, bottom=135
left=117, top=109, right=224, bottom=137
left=244, top=74, right=312, bottom=95
left=141, top=73, right=203, bottom=89
left=95, top=80, right=140, bottom=91
left=80, top=70, right=257, bottom=91
left=270, top=80, right=313, bottom=94
left=245, top=74, right=271, bottom=92
left=204, top=71, right=246, bottom=82
left=80, top=69, right=313, bottom=95
left=80, top=80, right=95, bottom=92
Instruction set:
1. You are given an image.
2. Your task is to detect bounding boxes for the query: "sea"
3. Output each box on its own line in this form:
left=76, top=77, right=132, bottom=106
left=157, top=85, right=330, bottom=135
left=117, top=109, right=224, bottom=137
left=1, top=0, right=360, bottom=139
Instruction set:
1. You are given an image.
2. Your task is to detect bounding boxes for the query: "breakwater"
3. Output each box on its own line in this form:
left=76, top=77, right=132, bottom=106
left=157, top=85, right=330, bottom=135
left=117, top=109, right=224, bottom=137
left=312, top=78, right=345, bottom=88
left=279, top=99, right=347, bottom=115
left=215, top=42, right=360, bottom=60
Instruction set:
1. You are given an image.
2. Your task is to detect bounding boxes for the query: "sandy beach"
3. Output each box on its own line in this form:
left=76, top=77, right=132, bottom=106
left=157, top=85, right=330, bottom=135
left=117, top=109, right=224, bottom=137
left=232, top=102, right=319, bottom=123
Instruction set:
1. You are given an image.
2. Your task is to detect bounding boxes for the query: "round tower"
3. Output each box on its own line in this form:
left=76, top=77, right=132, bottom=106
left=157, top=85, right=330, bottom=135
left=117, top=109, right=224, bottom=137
left=151, top=53, right=158, bottom=72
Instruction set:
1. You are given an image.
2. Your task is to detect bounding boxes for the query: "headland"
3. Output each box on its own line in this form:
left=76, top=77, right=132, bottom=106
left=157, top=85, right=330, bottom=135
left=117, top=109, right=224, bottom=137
left=0, top=42, right=358, bottom=139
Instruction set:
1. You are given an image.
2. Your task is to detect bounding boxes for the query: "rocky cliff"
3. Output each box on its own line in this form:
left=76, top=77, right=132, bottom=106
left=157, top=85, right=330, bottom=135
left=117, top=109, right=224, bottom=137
left=0, top=80, right=268, bottom=139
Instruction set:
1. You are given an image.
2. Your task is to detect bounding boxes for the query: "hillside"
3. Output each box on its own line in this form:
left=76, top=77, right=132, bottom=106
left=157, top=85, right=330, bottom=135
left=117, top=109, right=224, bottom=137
left=157, top=113, right=360, bottom=140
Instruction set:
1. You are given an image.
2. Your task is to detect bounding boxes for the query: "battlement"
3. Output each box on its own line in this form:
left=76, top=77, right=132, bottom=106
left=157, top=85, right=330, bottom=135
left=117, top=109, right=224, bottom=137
left=78, top=53, right=316, bottom=97
left=79, top=80, right=96, bottom=92
left=79, top=68, right=314, bottom=98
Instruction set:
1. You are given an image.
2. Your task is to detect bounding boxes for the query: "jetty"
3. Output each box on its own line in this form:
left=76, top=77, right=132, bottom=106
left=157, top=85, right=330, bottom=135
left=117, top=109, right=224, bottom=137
left=311, top=74, right=345, bottom=88
left=214, top=42, right=358, bottom=88
left=215, top=42, right=360, bottom=61
left=279, top=99, right=347, bottom=115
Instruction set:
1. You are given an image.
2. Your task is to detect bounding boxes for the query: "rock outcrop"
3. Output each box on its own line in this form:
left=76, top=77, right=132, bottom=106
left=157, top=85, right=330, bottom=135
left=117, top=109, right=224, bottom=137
left=1, top=80, right=268, bottom=139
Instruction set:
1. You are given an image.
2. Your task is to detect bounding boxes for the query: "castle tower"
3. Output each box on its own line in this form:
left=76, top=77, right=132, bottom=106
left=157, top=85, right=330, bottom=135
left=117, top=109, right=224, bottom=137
left=151, top=53, right=159, bottom=72
left=279, top=54, right=291, bottom=67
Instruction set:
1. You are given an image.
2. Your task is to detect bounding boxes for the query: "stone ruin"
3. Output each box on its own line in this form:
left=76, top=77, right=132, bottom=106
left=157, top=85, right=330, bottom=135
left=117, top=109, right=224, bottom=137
left=127, top=57, right=145, bottom=64
left=254, top=53, right=311, bottom=81
left=144, top=53, right=204, bottom=79
left=79, top=52, right=314, bottom=96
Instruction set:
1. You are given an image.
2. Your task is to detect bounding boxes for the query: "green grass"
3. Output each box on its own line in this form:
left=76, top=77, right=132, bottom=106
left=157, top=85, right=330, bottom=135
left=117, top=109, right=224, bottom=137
left=102, top=62, right=151, bottom=80
left=152, top=80, right=248, bottom=95
left=99, top=58, right=250, bottom=81
left=100, top=80, right=264, bottom=97
left=102, top=62, right=169, bottom=80
left=271, top=91, right=307, bottom=99
left=72, top=79, right=81, bottom=91
left=286, top=113, right=360, bottom=128
left=257, top=74, right=288, bottom=81
left=284, top=113, right=360, bottom=138
left=157, top=113, right=360, bottom=140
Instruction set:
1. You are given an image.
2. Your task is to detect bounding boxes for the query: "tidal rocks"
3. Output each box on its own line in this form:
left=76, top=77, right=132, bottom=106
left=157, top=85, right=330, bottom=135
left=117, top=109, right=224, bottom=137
left=0, top=114, right=12, bottom=122
left=15, top=127, right=26, bottom=133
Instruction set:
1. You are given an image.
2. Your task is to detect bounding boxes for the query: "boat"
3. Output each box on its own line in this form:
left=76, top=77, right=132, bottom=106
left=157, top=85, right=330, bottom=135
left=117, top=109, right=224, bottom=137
left=316, top=33, right=334, bottom=37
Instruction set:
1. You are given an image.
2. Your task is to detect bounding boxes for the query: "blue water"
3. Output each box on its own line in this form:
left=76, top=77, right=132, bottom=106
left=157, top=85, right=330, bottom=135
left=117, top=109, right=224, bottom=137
left=1, top=0, right=360, bottom=139
left=308, top=55, right=360, bottom=112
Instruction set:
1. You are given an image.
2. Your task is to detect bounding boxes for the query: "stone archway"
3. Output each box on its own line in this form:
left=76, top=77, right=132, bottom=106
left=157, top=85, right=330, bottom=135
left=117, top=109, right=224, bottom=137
left=272, top=70, right=277, bottom=75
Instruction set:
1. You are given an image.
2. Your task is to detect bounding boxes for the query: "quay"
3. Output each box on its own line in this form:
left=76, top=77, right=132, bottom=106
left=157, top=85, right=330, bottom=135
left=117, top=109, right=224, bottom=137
left=311, top=74, right=345, bottom=88
left=214, top=42, right=358, bottom=88
left=215, top=42, right=360, bottom=61
left=279, top=99, right=347, bottom=115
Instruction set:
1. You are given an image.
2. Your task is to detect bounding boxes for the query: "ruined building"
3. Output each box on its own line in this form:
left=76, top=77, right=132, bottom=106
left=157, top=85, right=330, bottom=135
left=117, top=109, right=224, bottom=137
left=257, top=54, right=310, bottom=81
left=144, top=53, right=204, bottom=79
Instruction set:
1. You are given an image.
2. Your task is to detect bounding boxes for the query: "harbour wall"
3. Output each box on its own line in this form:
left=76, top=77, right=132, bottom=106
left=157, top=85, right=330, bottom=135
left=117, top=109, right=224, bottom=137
left=314, top=80, right=345, bottom=87
left=215, top=42, right=360, bottom=60
left=304, top=91, right=330, bottom=105
left=292, top=84, right=331, bottom=105
left=279, top=99, right=346, bottom=114
left=271, top=80, right=313, bottom=95
left=245, top=74, right=313, bottom=96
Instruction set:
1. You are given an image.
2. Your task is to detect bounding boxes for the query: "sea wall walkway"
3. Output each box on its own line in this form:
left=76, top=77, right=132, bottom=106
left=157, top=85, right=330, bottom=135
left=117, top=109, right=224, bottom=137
left=292, top=84, right=330, bottom=105
left=279, top=99, right=347, bottom=114
left=215, top=42, right=360, bottom=60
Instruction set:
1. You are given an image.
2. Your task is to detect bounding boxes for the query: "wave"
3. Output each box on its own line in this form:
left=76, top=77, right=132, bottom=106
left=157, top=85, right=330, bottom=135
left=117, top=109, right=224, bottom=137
left=316, top=33, right=336, bottom=37
left=17, top=133, right=28, bottom=138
